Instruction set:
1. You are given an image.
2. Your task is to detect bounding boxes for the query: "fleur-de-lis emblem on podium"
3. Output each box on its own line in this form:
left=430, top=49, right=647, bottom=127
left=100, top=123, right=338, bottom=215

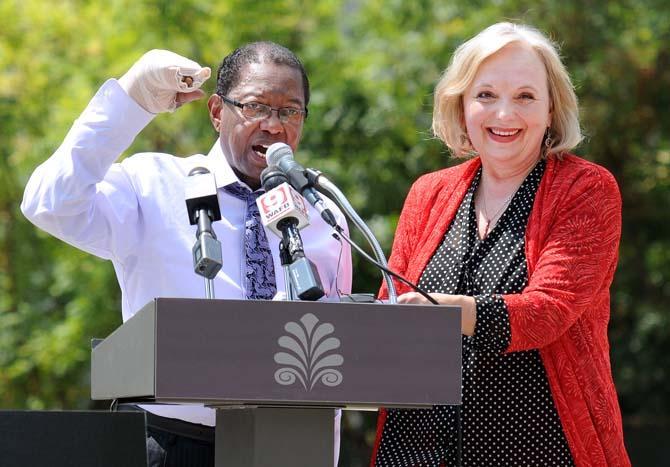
left=274, top=313, right=344, bottom=390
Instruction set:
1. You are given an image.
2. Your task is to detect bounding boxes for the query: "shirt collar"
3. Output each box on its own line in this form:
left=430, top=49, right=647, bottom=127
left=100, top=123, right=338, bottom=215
left=205, top=140, right=259, bottom=191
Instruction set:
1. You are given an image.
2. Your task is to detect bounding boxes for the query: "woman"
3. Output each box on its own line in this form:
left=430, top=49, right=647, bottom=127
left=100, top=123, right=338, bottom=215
left=371, top=23, right=630, bottom=467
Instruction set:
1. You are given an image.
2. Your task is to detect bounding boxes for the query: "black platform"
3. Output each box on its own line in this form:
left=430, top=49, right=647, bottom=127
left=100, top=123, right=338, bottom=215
left=0, top=410, right=147, bottom=467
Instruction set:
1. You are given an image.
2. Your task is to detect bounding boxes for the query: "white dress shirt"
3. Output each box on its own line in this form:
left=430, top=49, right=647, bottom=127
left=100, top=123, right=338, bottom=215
left=21, top=79, right=353, bottom=427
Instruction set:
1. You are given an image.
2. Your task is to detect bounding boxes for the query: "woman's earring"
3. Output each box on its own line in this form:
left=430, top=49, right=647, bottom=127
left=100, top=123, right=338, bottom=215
left=542, top=128, right=554, bottom=157
left=544, top=129, right=553, bottom=149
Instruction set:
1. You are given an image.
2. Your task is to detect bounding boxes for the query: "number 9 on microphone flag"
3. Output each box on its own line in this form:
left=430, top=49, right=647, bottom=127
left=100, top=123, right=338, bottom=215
left=257, top=182, right=310, bottom=237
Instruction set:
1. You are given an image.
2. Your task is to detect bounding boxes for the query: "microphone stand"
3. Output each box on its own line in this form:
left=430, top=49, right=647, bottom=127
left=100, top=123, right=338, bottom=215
left=277, top=217, right=325, bottom=302
left=185, top=167, right=223, bottom=300
left=305, top=168, right=398, bottom=304
left=193, top=208, right=223, bottom=299
left=279, top=240, right=296, bottom=301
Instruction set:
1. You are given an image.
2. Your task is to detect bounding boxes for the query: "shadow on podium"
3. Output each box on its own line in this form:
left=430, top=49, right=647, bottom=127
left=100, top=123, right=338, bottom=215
left=0, top=410, right=147, bottom=467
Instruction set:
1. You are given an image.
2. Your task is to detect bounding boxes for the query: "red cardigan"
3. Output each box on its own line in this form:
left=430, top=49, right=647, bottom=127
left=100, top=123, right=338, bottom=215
left=372, top=154, right=630, bottom=467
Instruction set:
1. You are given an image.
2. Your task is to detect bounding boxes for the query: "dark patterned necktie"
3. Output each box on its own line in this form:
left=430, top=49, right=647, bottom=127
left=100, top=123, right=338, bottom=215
left=223, top=183, right=277, bottom=300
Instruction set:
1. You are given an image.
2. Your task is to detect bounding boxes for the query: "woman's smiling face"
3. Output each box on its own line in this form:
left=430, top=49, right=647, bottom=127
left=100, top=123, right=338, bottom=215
left=463, top=42, right=553, bottom=167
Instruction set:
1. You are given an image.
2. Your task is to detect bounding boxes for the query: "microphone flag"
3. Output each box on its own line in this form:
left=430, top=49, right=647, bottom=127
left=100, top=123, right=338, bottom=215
left=257, top=182, right=310, bottom=237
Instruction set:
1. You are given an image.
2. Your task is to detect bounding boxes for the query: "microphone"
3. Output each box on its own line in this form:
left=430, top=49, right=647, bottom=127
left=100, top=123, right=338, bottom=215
left=257, top=170, right=310, bottom=238
left=185, top=167, right=221, bottom=225
left=257, top=166, right=324, bottom=301
left=266, top=143, right=337, bottom=227
left=185, top=167, right=222, bottom=280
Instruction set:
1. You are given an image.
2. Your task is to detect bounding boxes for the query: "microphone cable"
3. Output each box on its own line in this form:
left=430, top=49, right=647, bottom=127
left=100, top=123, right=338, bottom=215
left=332, top=225, right=439, bottom=305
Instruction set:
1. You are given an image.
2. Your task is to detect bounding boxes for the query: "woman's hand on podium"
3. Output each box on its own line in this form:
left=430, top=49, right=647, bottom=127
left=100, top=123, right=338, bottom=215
left=398, top=292, right=477, bottom=336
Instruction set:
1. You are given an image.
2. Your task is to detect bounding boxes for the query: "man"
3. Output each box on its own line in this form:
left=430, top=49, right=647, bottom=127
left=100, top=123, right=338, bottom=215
left=21, top=43, right=352, bottom=466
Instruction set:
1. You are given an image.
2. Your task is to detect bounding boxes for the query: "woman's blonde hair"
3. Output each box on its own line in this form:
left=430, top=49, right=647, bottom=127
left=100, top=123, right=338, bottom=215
left=432, top=22, right=582, bottom=158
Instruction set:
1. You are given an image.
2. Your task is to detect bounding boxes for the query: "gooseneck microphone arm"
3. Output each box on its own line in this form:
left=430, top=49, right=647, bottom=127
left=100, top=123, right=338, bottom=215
left=305, top=168, right=398, bottom=304
left=333, top=225, right=439, bottom=305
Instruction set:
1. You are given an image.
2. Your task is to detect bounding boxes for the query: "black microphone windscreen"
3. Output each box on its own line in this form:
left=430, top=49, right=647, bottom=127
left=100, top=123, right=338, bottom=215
left=260, top=166, right=289, bottom=191
left=184, top=166, right=220, bottom=224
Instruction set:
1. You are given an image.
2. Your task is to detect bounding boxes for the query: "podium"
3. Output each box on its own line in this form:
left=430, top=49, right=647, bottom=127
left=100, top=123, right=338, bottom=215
left=91, top=298, right=462, bottom=466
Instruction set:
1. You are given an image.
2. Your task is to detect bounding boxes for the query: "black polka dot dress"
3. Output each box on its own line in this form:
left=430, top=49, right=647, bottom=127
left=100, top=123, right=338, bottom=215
left=374, top=161, right=575, bottom=466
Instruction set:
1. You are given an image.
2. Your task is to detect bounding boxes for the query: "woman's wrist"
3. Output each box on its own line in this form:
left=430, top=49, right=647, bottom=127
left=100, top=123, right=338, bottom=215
left=460, top=295, right=477, bottom=336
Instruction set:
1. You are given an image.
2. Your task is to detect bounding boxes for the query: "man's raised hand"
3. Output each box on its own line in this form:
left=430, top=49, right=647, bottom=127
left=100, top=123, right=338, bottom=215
left=119, top=49, right=211, bottom=114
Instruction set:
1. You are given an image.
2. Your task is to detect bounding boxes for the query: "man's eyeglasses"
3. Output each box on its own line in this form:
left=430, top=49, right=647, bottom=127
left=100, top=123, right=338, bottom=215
left=219, top=95, right=308, bottom=125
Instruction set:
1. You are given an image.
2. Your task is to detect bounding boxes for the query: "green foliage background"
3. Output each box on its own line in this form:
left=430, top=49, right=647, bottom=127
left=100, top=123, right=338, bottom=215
left=1, top=0, right=668, bottom=464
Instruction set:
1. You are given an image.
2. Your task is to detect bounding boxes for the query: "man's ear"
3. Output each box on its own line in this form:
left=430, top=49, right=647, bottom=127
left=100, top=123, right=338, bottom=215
left=207, top=94, right=223, bottom=131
